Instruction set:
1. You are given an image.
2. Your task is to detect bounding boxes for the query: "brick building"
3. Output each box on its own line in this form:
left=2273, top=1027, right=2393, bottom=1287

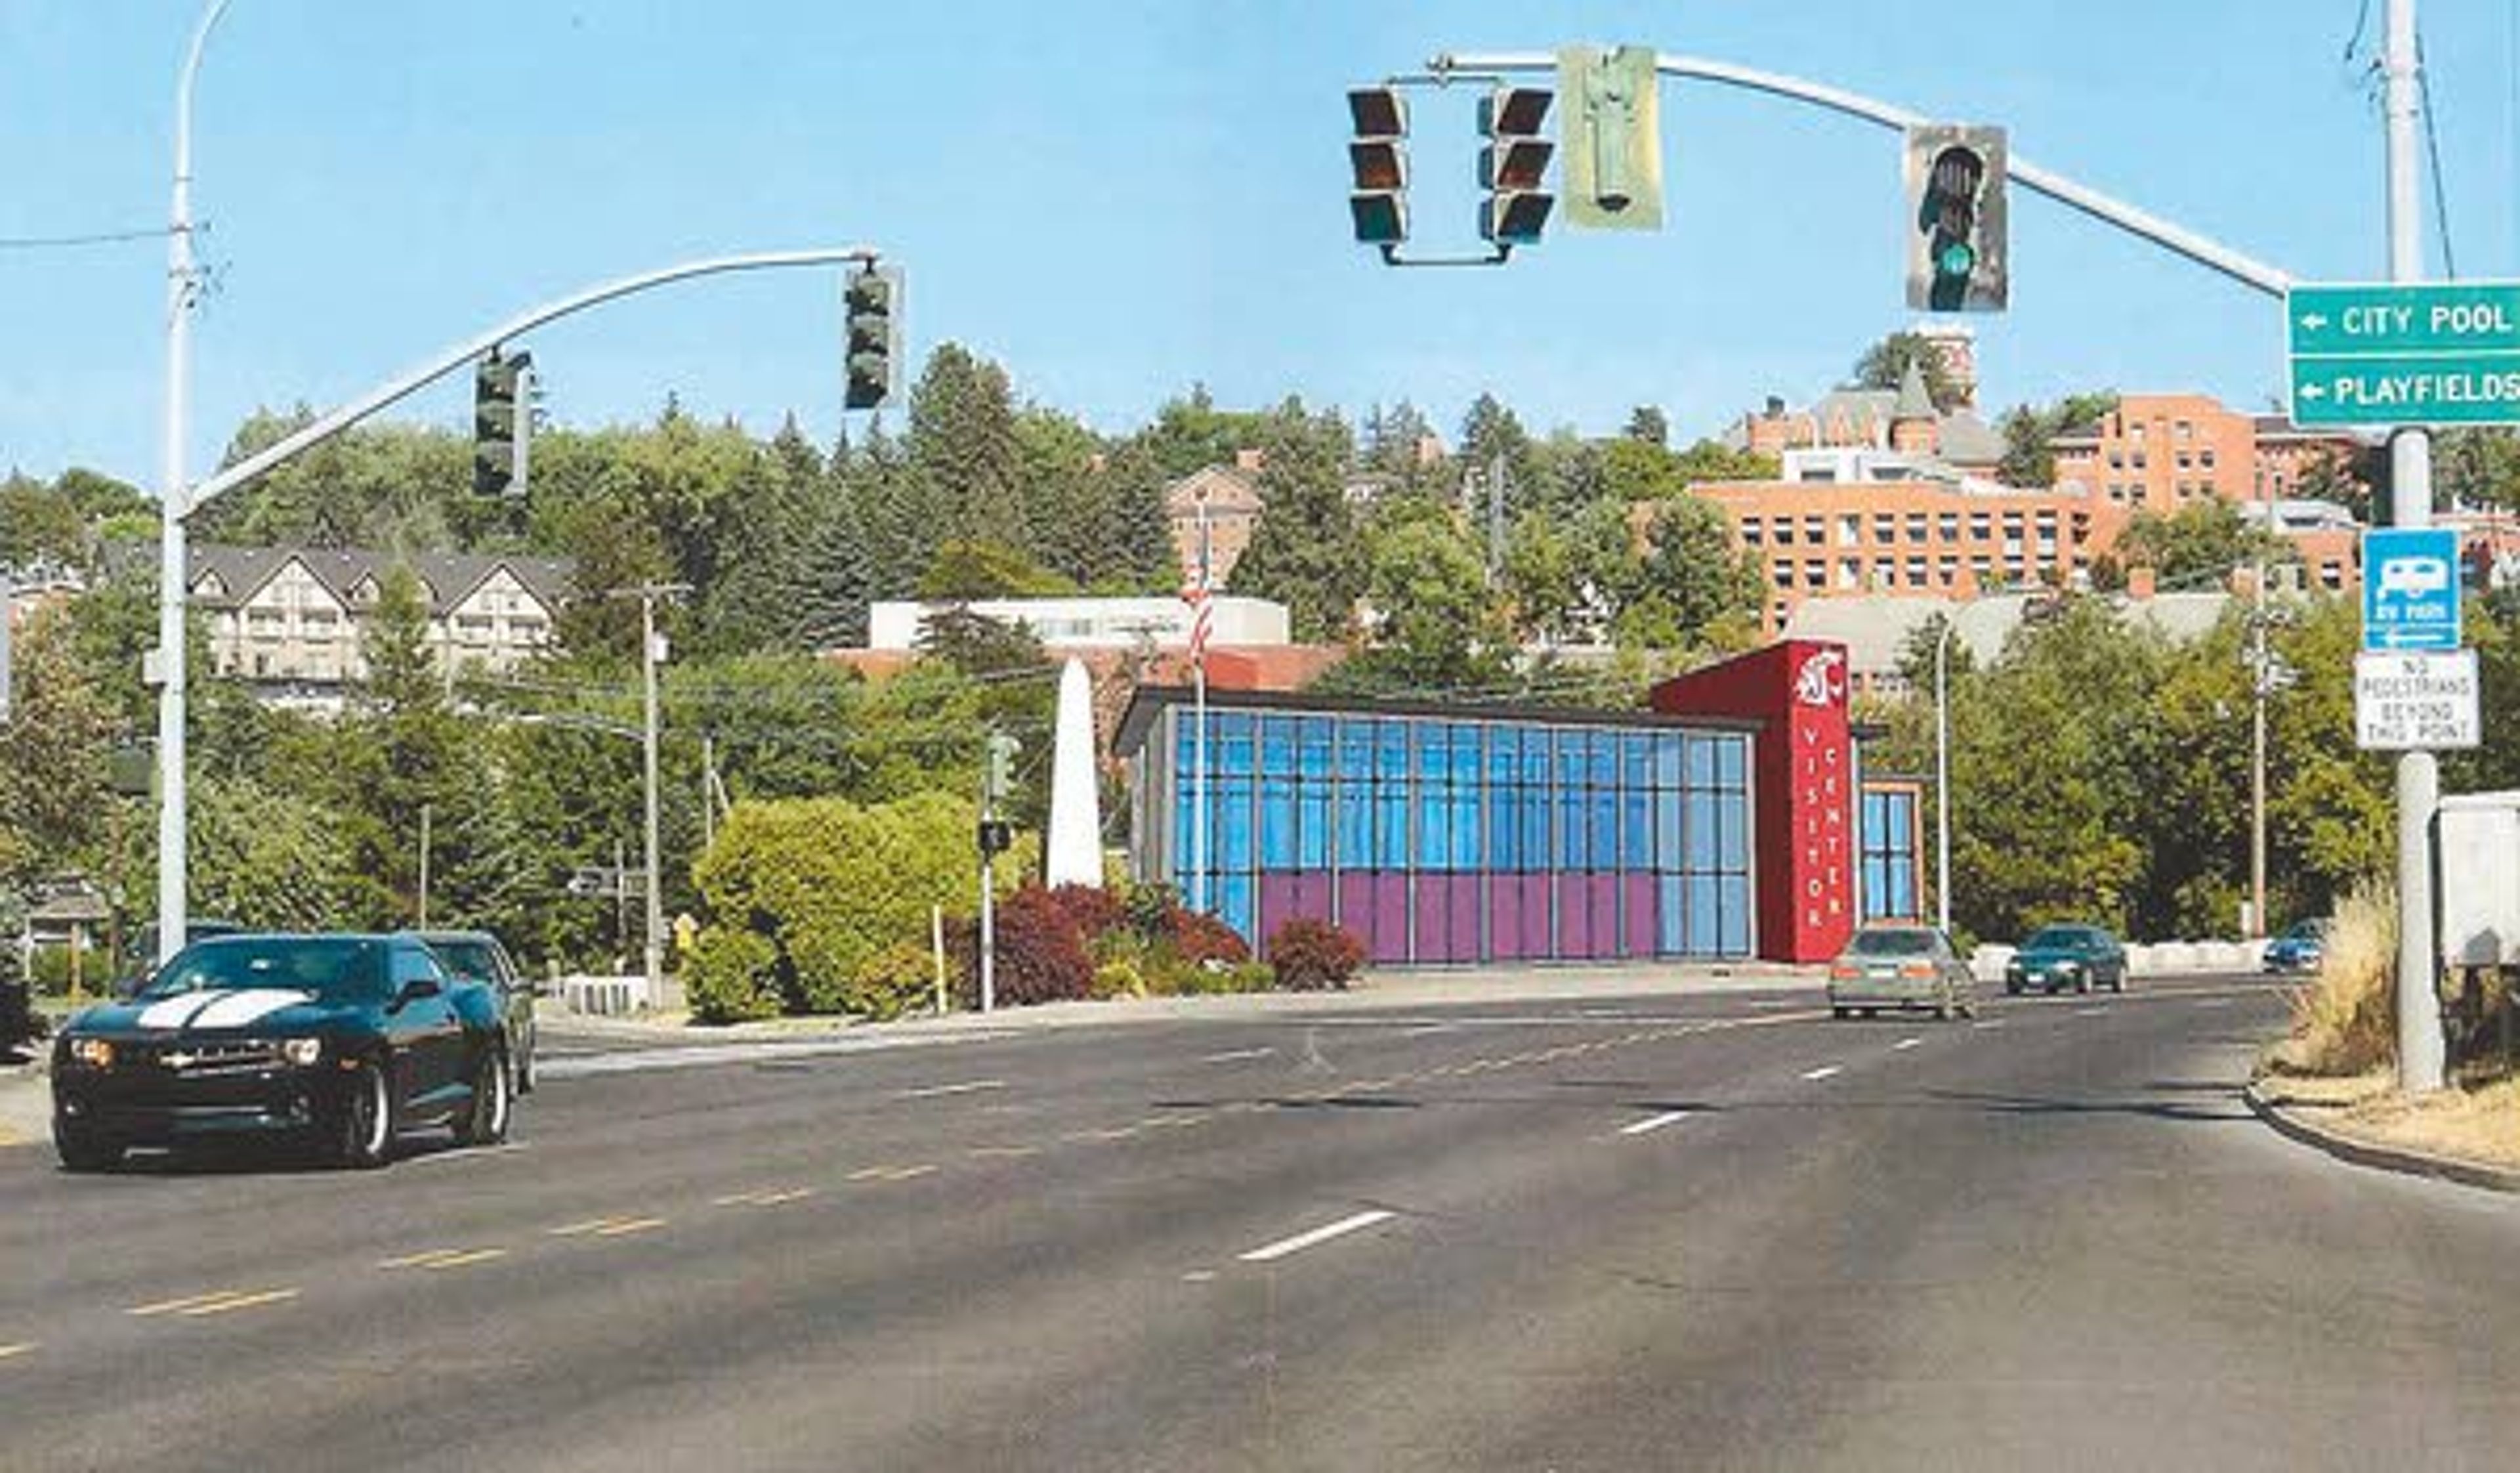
left=2048, top=392, right=2364, bottom=516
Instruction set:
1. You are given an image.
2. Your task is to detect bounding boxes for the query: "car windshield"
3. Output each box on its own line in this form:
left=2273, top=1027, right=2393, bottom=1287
left=136, top=937, right=388, bottom=1005
left=2288, top=920, right=2328, bottom=940
left=1846, top=929, right=1936, bottom=957
left=2026, top=926, right=2093, bottom=949
left=428, top=939, right=497, bottom=984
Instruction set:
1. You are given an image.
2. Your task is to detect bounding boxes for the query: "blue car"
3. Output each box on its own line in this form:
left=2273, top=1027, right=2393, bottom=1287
left=2263, top=919, right=2328, bottom=974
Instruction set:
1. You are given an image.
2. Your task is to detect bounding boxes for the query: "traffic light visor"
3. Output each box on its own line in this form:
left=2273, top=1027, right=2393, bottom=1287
left=1480, top=86, right=1553, bottom=139
left=1350, top=140, right=1406, bottom=193
left=1348, top=86, right=1407, bottom=139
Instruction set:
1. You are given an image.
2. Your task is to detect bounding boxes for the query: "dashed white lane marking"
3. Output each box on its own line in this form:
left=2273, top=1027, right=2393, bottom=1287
left=1618, top=1109, right=1693, bottom=1138
left=1892, top=1037, right=1923, bottom=1052
left=894, top=1079, right=1005, bottom=1100
left=1200, top=1047, right=1274, bottom=1063
left=1972, top=1019, right=2008, bottom=1030
left=404, top=1142, right=532, bottom=1166
left=1182, top=1270, right=1218, bottom=1283
left=847, top=1164, right=938, bottom=1183
left=1238, top=1209, right=1400, bottom=1264
left=2070, top=1006, right=2109, bottom=1017
left=1799, top=1065, right=1843, bottom=1082
left=2193, top=998, right=2233, bottom=1009
left=1400, top=1024, right=1454, bottom=1037
left=381, top=1247, right=509, bottom=1271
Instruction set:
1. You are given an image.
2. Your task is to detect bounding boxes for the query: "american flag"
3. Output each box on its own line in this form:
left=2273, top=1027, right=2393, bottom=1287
left=1183, top=503, right=1214, bottom=669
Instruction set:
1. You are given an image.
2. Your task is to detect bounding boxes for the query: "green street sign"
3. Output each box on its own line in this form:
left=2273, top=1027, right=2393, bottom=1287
left=2288, top=281, right=2520, bottom=427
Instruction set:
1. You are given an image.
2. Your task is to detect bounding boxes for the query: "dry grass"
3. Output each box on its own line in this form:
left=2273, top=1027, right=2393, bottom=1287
left=2259, top=1075, right=2520, bottom=1172
left=2267, top=879, right=2397, bottom=1077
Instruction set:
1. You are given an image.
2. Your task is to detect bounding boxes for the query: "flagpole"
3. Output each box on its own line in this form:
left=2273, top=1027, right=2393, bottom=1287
left=1190, top=501, right=1211, bottom=915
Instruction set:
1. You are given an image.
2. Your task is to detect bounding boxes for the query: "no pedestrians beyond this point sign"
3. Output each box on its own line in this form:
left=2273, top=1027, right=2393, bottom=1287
left=2288, top=282, right=2520, bottom=427
left=2361, top=526, right=2461, bottom=652
left=2355, top=648, right=2479, bottom=752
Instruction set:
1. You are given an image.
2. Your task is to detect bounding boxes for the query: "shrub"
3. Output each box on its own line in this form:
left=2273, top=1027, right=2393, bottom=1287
left=1041, top=884, right=1126, bottom=944
left=1269, top=918, right=1367, bottom=992
left=984, top=886, right=1095, bottom=1006
left=848, top=941, right=941, bottom=1022
left=2276, top=878, right=2397, bottom=1076
left=685, top=928, right=782, bottom=1025
left=1166, top=907, right=1251, bottom=967
left=1091, top=958, right=1147, bottom=1000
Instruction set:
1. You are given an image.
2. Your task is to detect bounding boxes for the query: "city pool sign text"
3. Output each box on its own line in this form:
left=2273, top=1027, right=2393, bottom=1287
left=2361, top=526, right=2462, bottom=652
left=2289, top=282, right=2520, bottom=427
left=2354, top=649, right=2480, bottom=751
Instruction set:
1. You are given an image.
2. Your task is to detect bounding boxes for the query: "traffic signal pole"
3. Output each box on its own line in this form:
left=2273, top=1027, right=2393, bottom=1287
left=150, top=246, right=880, bottom=958
left=1422, top=51, right=2294, bottom=301
left=2384, top=0, right=2446, bottom=1094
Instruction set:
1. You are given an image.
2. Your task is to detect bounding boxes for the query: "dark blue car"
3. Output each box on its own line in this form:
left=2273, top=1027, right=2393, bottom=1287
left=50, top=933, right=514, bottom=1172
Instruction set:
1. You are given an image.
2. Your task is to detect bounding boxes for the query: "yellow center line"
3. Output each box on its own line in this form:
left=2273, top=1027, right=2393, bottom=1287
left=423, top=1249, right=510, bottom=1270
left=0, top=1342, right=34, bottom=1361
left=129, top=1290, right=262, bottom=1318
left=546, top=1216, right=646, bottom=1238
left=967, top=1144, right=1040, bottom=1159
left=178, top=1289, right=299, bottom=1317
left=593, top=1216, right=667, bottom=1238
left=380, top=1248, right=472, bottom=1270
left=717, top=1187, right=818, bottom=1207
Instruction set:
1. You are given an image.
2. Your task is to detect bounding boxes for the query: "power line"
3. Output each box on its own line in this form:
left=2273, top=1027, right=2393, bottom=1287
left=0, top=224, right=176, bottom=251
left=2418, top=28, right=2460, bottom=278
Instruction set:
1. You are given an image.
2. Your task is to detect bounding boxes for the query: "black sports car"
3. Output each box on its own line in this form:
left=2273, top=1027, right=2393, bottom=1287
left=50, top=933, right=515, bottom=1171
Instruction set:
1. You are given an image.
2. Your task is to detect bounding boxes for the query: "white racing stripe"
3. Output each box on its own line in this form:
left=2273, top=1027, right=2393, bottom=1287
left=1238, top=1209, right=1398, bottom=1264
left=188, top=989, right=314, bottom=1030
left=135, top=993, right=222, bottom=1031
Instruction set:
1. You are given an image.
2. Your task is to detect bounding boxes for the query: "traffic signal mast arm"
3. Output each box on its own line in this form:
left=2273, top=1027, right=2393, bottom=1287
left=1425, top=49, right=2294, bottom=300
left=184, top=245, right=885, bottom=517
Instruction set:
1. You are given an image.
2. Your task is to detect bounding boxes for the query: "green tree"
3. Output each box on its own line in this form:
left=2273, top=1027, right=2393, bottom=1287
left=2112, top=501, right=2286, bottom=586
left=1327, top=497, right=1506, bottom=693
left=1228, top=400, right=1362, bottom=642
left=1849, top=332, right=1963, bottom=412
left=1614, top=496, right=1767, bottom=652
left=908, top=343, right=1021, bottom=547
left=698, top=414, right=823, bottom=656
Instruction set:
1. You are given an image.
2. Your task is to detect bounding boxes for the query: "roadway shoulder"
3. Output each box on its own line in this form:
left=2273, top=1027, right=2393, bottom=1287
left=2244, top=1080, right=2520, bottom=1194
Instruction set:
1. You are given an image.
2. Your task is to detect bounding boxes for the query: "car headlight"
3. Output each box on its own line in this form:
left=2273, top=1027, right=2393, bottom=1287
left=278, top=1037, right=323, bottom=1067
left=69, top=1038, right=115, bottom=1069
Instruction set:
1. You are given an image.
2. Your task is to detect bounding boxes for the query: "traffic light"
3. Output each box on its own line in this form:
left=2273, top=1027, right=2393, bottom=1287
left=1904, top=123, right=2008, bottom=312
left=1347, top=85, right=1410, bottom=251
left=984, top=730, right=1022, bottom=806
left=1478, top=84, right=1555, bottom=248
left=1557, top=45, right=1663, bottom=230
left=472, top=348, right=532, bottom=498
left=843, top=264, right=902, bottom=411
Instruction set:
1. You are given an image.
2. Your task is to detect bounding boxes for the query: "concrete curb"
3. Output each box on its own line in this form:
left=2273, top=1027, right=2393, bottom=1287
left=2243, top=1080, right=2520, bottom=1195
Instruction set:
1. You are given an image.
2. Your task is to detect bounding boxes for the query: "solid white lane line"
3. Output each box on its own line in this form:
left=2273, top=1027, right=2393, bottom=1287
left=1618, top=1109, right=1693, bottom=1138
left=1201, top=1047, right=1274, bottom=1063
left=1800, top=1065, right=1843, bottom=1082
left=894, top=1079, right=1006, bottom=1100
left=1892, top=1037, right=1923, bottom=1052
left=1238, top=1209, right=1399, bottom=1264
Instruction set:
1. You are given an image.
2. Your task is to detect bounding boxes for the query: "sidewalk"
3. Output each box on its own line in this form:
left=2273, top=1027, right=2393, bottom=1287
left=539, top=959, right=1825, bottom=1044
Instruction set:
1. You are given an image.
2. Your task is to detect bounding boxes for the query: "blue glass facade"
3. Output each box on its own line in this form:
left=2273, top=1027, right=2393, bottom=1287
left=1858, top=786, right=1923, bottom=922
left=1154, top=705, right=1755, bottom=964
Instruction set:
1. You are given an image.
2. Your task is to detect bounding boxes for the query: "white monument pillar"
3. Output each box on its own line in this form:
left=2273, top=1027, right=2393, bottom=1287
left=1045, top=657, right=1103, bottom=888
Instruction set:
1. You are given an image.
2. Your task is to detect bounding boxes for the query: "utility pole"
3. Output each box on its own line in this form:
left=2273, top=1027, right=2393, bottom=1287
left=2252, top=495, right=2274, bottom=942
left=2384, top=0, right=2447, bottom=1094
left=613, top=583, right=690, bottom=1004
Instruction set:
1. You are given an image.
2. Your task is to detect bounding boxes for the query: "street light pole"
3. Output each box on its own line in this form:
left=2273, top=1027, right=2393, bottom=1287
left=1933, top=611, right=1958, bottom=936
left=154, top=0, right=231, bottom=964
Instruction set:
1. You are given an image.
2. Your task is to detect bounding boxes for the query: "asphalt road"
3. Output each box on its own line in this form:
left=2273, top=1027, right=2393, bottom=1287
left=3, top=976, right=2514, bottom=1472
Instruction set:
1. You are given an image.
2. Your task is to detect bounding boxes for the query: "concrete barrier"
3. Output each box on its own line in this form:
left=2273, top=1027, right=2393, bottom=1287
left=557, top=974, right=656, bottom=1017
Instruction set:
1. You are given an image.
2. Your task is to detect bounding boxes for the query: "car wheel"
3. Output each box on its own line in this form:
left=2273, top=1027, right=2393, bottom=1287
left=453, top=1048, right=512, bottom=1147
left=54, top=1122, right=123, bottom=1173
left=334, top=1057, right=394, bottom=1170
left=2005, top=979, right=2022, bottom=996
left=1832, top=1006, right=1851, bottom=1019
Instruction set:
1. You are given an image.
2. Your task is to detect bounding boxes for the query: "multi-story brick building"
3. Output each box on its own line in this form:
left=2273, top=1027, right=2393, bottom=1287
left=2048, top=392, right=2365, bottom=517
left=1165, top=456, right=1265, bottom=589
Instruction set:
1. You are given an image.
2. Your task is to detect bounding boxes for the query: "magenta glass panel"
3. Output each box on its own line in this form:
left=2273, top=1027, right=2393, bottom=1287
left=1520, top=874, right=1553, bottom=958
left=1337, top=873, right=1383, bottom=960
left=1371, top=874, right=1412, bottom=964
left=1492, top=878, right=1526, bottom=961
left=1587, top=876, right=1620, bottom=959
left=1258, top=875, right=1300, bottom=954
left=1413, top=876, right=1450, bottom=964
left=1557, top=874, right=1591, bottom=958
left=1623, top=875, right=1657, bottom=958
left=1446, top=875, right=1481, bottom=962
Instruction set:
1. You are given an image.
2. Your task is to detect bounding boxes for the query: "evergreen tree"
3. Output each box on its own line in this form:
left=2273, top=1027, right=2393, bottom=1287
left=1229, top=400, right=1361, bottom=642
left=701, top=415, right=822, bottom=654
left=908, top=344, right=1021, bottom=547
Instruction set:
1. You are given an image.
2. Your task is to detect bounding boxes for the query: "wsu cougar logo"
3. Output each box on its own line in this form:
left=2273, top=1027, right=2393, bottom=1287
left=1793, top=649, right=1847, bottom=708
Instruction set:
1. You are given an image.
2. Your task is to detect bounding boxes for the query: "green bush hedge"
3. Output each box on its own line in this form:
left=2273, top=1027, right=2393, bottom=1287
left=688, top=792, right=1017, bottom=1023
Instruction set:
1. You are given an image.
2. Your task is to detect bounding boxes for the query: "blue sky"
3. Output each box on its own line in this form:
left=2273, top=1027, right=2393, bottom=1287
left=4, top=1, right=2516, bottom=490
